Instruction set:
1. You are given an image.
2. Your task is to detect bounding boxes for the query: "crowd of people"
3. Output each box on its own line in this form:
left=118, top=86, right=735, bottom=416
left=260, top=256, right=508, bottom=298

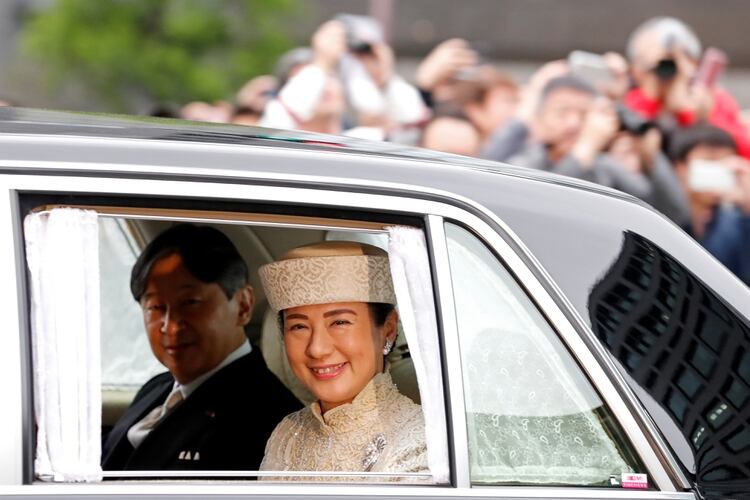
left=13, top=14, right=738, bottom=286
left=166, top=15, right=750, bottom=286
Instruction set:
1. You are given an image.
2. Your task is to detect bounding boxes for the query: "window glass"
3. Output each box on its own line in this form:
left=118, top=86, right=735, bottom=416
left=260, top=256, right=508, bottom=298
left=445, top=222, right=642, bottom=486
left=99, top=217, right=162, bottom=388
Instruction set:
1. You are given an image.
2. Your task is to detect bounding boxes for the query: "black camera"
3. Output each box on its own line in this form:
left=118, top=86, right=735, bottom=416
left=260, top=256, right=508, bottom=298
left=335, top=14, right=383, bottom=55
left=616, top=104, right=655, bottom=136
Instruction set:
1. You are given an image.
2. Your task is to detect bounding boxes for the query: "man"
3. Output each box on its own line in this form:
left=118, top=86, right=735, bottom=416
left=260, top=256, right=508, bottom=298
left=488, top=73, right=688, bottom=222
left=624, top=17, right=750, bottom=158
left=414, top=39, right=518, bottom=146
left=260, top=19, right=427, bottom=138
left=669, top=125, right=750, bottom=285
left=102, top=224, right=300, bottom=471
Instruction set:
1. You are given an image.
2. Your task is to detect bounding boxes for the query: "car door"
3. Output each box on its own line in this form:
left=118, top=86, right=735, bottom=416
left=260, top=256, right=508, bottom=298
left=1, top=155, right=694, bottom=499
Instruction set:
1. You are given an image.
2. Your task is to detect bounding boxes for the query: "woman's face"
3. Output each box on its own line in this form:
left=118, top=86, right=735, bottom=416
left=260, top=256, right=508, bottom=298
left=283, top=301, right=395, bottom=413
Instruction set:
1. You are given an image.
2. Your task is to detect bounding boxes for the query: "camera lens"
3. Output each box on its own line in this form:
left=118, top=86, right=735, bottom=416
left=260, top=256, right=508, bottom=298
left=617, top=104, right=655, bottom=136
left=350, top=41, right=373, bottom=54
left=653, top=59, right=678, bottom=81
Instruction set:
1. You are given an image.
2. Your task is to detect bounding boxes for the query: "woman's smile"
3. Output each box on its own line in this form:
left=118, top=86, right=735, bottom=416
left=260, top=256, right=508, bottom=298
left=309, top=362, right=348, bottom=379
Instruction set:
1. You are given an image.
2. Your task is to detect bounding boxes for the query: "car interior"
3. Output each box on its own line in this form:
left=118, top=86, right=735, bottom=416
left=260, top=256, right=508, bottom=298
left=99, top=216, right=420, bottom=437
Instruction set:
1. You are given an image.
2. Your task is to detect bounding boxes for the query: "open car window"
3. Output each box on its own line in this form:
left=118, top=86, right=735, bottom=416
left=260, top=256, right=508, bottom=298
left=100, top=217, right=163, bottom=389
left=23, top=204, right=446, bottom=485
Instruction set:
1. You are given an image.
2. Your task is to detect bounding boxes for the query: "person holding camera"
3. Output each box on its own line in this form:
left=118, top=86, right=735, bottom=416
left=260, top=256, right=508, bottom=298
left=624, top=17, right=750, bottom=158
left=483, top=66, right=688, bottom=222
left=414, top=39, right=519, bottom=147
left=260, top=17, right=427, bottom=139
left=669, top=124, right=750, bottom=285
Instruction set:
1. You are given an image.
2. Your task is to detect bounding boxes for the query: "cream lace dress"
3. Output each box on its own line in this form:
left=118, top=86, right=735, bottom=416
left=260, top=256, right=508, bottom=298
left=260, top=371, right=429, bottom=482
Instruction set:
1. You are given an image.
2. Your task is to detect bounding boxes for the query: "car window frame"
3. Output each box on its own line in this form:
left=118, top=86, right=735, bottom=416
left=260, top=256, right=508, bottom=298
left=0, top=169, right=687, bottom=496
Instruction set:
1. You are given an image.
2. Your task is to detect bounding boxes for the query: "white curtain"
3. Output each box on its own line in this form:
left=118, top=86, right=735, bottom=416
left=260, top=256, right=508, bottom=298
left=25, top=208, right=102, bottom=482
left=387, top=226, right=449, bottom=483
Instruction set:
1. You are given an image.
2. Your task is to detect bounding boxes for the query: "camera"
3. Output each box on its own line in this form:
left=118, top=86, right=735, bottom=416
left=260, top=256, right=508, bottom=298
left=335, top=14, right=383, bottom=55
left=616, top=104, right=655, bottom=136
left=652, top=59, right=678, bottom=81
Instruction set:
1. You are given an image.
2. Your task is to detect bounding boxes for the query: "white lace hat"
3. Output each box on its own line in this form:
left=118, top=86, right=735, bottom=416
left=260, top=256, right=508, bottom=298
left=259, top=241, right=396, bottom=312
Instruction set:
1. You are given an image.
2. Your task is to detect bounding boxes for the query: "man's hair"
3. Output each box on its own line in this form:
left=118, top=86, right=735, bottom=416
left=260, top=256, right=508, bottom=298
left=539, top=75, right=596, bottom=110
left=130, top=224, right=249, bottom=301
left=626, top=17, right=702, bottom=62
left=668, top=124, right=738, bottom=163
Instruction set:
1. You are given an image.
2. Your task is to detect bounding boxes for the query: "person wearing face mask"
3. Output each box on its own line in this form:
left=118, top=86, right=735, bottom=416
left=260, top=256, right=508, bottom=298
left=669, top=125, right=750, bottom=286
left=258, top=241, right=428, bottom=481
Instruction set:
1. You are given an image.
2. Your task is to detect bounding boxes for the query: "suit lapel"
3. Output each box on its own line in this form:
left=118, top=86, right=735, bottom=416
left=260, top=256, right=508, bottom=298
left=127, top=354, right=249, bottom=469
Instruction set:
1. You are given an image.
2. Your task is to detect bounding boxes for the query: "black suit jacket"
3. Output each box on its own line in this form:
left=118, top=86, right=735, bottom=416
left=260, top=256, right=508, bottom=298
left=102, top=349, right=301, bottom=471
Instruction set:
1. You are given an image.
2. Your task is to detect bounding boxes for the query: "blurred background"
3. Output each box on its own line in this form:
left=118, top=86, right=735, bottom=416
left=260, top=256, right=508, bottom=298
left=2, top=0, right=750, bottom=111
left=2, top=0, right=749, bottom=286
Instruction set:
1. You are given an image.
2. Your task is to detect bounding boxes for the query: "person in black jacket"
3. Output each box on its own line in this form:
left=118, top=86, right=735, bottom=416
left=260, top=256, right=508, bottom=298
left=102, top=224, right=300, bottom=471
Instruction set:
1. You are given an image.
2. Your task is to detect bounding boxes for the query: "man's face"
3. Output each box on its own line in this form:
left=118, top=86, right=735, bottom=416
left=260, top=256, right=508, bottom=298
left=140, top=253, right=253, bottom=384
left=536, top=87, right=593, bottom=155
left=630, top=29, right=697, bottom=96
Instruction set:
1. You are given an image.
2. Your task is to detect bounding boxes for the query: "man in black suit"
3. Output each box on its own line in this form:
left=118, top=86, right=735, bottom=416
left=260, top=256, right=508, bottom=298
left=102, top=224, right=301, bottom=471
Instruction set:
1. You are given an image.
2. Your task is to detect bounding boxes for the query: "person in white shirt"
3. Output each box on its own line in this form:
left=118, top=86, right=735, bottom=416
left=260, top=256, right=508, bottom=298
left=261, top=18, right=428, bottom=141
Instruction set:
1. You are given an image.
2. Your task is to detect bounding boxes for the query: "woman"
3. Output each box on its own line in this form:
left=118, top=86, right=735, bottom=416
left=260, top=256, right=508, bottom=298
left=258, top=241, right=428, bottom=481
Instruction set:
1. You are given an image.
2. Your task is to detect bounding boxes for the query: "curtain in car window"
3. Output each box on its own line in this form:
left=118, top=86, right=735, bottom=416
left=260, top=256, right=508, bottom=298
left=25, top=208, right=102, bottom=482
left=387, top=226, right=449, bottom=483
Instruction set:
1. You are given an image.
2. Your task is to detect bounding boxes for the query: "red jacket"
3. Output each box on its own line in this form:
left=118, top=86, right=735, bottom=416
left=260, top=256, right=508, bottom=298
left=625, top=87, right=750, bottom=158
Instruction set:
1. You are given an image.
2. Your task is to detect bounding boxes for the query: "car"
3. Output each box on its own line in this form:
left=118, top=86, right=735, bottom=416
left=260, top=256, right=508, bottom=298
left=0, top=106, right=747, bottom=499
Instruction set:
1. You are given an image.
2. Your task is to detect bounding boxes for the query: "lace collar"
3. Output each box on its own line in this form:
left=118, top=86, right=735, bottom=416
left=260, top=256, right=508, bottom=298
left=310, top=371, right=396, bottom=431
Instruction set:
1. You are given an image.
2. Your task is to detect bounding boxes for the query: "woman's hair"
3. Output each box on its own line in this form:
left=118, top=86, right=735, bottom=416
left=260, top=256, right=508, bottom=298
left=278, top=302, right=395, bottom=331
left=368, top=302, right=395, bottom=327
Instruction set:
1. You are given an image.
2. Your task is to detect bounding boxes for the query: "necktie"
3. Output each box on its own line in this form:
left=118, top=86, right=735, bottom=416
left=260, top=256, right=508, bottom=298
left=127, top=386, right=184, bottom=448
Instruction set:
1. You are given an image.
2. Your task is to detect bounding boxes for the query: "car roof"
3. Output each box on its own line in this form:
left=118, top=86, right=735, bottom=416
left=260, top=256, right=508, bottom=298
left=0, top=107, right=640, bottom=206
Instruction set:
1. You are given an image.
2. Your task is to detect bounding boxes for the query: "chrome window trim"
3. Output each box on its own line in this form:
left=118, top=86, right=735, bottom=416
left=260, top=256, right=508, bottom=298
left=0, top=186, right=25, bottom=486
left=0, top=483, right=695, bottom=499
left=425, top=216, right=470, bottom=489
left=0, top=172, right=685, bottom=494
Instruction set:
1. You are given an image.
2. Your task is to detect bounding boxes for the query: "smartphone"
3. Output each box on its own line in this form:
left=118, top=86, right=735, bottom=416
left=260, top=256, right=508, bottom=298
left=695, top=47, right=728, bottom=88
left=568, top=50, right=613, bottom=87
left=688, top=159, right=736, bottom=192
left=453, top=41, right=488, bottom=82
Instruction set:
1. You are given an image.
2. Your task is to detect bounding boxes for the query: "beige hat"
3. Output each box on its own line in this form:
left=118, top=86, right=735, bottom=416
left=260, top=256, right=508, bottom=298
left=259, top=241, right=396, bottom=312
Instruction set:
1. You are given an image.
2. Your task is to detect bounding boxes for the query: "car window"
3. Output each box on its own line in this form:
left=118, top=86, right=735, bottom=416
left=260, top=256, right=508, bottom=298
left=444, top=222, right=644, bottom=487
left=24, top=205, right=444, bottom=484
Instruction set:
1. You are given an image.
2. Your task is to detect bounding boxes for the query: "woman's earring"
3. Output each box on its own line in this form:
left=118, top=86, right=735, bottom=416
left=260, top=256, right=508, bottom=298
left=382, top=339, right=394, bottom=356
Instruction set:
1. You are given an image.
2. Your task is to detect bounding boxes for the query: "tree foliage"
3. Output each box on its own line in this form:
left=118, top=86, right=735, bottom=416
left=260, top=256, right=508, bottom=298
left=23, top=0, right=299, bottom=111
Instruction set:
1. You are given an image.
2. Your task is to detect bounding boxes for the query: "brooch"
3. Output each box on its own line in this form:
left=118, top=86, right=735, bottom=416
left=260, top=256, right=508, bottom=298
left=362, top=433, right=387, bottom=472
